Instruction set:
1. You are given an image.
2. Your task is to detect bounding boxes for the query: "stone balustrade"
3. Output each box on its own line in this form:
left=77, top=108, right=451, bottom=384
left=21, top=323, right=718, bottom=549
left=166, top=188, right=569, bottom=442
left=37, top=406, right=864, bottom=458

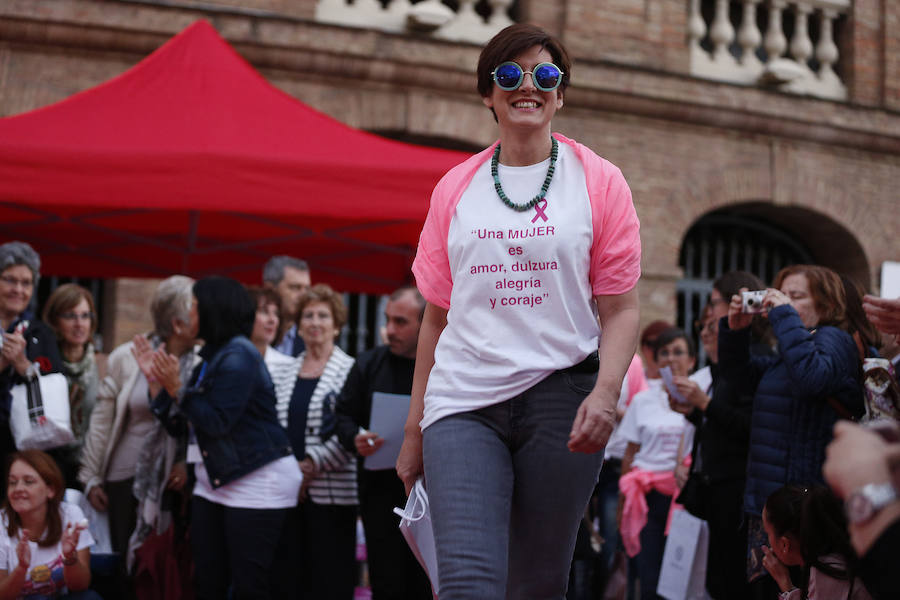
left=689, top=0, right=849, bottom=100
left=315, top=0, right=515, bottom=45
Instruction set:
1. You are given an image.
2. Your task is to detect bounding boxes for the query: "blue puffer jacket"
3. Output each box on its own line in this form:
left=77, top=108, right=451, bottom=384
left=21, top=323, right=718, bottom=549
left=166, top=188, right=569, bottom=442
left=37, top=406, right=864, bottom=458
left=151, top=335, right=292, bottom=488
left=718, top=305, right=863, bottom=517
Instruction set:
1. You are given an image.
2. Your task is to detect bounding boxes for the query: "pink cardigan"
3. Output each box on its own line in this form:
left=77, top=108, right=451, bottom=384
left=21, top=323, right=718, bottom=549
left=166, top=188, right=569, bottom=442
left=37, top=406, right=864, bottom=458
left=412, top=133, right=641, bottom=308
left=618, top=468, right=680, bottom=558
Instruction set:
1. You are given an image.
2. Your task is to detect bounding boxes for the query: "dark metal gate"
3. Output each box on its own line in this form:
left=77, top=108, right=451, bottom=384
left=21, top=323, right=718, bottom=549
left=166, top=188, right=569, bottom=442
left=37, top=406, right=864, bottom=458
left=677, top=214, right=813, bottom=365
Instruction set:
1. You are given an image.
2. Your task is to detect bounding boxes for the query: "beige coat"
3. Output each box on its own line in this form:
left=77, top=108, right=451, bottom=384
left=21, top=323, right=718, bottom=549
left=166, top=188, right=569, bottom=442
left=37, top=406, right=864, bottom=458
left=77, top=340, right=142, bottom=495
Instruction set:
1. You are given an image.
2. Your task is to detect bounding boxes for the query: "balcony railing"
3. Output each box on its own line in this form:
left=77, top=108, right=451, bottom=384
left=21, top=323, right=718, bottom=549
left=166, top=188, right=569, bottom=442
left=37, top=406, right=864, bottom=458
left=315, top=0, right=516, bottom=45
left=689, top=0, right=849, bottom=100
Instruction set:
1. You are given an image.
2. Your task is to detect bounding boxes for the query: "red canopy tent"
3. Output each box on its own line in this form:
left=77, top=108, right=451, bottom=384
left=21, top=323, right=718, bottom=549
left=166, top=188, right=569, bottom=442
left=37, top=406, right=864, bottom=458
left=0, top=20, right=471, bottom=293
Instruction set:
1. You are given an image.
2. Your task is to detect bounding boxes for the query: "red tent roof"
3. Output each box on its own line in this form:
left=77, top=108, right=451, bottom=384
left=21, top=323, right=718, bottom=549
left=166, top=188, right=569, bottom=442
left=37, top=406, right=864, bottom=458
left=0, top=20, right=470, bottom=292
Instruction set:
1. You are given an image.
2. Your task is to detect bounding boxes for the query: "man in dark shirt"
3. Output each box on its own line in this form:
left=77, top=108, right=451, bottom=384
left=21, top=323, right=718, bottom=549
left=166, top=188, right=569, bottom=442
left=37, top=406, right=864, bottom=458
left=335, top=286, right=432, bottom=599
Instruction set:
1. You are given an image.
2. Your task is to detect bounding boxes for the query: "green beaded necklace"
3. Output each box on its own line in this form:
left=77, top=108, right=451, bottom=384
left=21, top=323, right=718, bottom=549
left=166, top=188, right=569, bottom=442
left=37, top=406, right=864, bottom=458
left=491, top=137, right=558, bottom=212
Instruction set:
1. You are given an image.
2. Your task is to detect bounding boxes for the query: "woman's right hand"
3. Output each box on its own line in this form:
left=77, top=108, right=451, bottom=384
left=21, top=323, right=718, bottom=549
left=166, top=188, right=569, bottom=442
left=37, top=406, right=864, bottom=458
left=150, top=349, right=181, bottom=397
left=131, top=335, right=155, bottom=380
left=761, top=545, right=793, bottom=592
left=727, top=287, right=754, bottom=331
left=87, top=486, right=108, bottom=512
left=16, top=530, right=31, bottom=569
left=396, top=430, right=424, bottom=496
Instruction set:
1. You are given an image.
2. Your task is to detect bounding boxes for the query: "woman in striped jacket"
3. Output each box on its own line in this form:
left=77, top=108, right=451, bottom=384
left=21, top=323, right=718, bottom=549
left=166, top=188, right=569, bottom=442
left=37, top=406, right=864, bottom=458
left=274, top=283, right=356, bottom=600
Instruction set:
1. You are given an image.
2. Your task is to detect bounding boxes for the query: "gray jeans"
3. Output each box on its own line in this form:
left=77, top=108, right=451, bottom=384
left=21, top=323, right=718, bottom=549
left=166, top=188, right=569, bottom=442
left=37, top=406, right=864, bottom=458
left=423, top=370, right=604, bottom=600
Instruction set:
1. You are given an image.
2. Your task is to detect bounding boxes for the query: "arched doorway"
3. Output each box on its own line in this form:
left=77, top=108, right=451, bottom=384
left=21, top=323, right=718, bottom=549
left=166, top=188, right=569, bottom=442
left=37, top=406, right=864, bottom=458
left=677, top=202, right=869, bottom=365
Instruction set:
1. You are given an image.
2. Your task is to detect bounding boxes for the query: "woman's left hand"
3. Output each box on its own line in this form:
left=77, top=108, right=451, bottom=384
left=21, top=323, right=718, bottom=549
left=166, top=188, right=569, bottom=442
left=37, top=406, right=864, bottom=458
left=166, top=461, right=188, bottom=491
left=60, top=521, right=87, bottom=563
left=761, top=545, right=792, bottom=592
left=150, top=349, right=181, bottom=397
left=763, top=288, right=790, bottom=311
left=674, top=463, right=690, bottom=489
left=0, top=331, right=30, bottom=376
left=297, top=458, right=316, bottom=502
left=568, top=388, right=617, bottom=454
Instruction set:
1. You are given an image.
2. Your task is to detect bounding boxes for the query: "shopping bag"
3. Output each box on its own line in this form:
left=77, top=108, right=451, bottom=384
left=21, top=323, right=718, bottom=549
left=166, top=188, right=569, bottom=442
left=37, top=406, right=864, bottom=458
left=393, top=477, right=439, bottom=597
left=9, top=365, right=75, bottom=451
left=65, top=488, right=113, bottom=555
left=656, top=508, right=709, bottom=600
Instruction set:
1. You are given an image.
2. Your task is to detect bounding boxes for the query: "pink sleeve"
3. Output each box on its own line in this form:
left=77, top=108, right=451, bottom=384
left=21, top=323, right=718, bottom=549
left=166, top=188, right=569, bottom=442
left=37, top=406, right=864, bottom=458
left=587, top=163, right=641, bottom=297
left=412, top=178, right=453, bottom=309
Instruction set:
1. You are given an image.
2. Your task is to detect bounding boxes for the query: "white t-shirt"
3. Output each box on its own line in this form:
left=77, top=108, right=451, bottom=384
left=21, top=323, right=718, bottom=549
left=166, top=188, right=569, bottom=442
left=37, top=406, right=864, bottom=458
left=423, top=145, right=603, bottom=428
left=618, top=380, right=696, bottom=472
left=0, top=503, right=95, bottom=599
left=193, top=454, right=302, bottom=510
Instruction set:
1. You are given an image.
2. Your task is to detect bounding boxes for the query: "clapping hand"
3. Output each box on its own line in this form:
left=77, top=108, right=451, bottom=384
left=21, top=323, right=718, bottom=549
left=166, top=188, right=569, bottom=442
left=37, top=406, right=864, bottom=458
left=60, top=520, right=87, bottom=566
left=150, top=348, right=181, bottom=397
left=16, top=529, right=31, bottom=570
left=0, top=332, right=30, bottom=376
left=131, top=335, right=155, bottom=380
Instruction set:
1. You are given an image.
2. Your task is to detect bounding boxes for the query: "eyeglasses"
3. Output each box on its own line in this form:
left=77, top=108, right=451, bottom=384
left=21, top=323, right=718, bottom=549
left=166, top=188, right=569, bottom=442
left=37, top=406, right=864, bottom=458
left=657, top=348, right=689, bottom=359
left=0, top=275, right=34, bottom=289
left=492, top=62, right=564, bottom=92
left=694, top=319, right=718, bottom=335
left=60, top=311, right=94, bottom=322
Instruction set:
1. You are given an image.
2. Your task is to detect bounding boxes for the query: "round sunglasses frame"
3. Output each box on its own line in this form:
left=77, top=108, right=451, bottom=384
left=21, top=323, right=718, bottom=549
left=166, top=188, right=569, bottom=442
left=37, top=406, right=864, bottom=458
left=491, top=61, right=564, bottom=92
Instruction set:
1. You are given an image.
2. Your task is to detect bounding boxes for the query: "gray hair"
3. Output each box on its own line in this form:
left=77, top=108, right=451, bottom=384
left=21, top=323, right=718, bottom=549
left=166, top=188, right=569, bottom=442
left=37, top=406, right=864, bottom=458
left=151, top=275, right=195, bottom=340
left=263, top=256, right=309, bottom=286
left=0, top=241, right=41, bottom=285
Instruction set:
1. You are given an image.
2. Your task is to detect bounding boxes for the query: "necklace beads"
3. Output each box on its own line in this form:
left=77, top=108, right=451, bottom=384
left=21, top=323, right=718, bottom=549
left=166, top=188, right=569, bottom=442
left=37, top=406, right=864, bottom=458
left=491, top=137, right=558, bottom=212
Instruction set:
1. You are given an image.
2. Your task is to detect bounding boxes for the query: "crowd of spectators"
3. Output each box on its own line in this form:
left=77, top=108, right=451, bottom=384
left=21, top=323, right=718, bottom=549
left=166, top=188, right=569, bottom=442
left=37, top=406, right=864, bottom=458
left=1, top=236, right=898, bottom=600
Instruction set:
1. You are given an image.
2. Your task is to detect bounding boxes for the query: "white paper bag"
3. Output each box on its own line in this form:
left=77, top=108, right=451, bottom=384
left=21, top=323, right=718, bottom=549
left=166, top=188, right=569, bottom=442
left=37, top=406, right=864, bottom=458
left=394, top=477, right=439, bottom=597
left=656, top=509, right=710, bottom=600
left=10, top=369, right=75, bottom=451
left=65, top=488, right=113, bottom=555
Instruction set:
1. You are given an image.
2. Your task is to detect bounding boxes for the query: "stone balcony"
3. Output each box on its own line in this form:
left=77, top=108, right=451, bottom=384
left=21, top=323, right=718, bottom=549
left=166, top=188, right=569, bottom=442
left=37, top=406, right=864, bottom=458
left=690, top=0, right=850, bottom=100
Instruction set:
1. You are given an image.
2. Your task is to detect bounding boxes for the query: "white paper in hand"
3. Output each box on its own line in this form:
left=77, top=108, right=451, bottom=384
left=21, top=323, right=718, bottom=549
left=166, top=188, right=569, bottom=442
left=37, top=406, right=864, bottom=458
left=659, top=366, right=688, bottom=405
left=364, top=392, right=411, bottom=470
left=394, top=478, right=439, bottom=597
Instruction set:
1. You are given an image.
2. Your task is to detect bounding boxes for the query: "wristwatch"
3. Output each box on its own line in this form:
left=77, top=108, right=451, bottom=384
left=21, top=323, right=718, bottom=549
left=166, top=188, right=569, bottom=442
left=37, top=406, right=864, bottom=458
left=845, top=482, right=898, bottom=525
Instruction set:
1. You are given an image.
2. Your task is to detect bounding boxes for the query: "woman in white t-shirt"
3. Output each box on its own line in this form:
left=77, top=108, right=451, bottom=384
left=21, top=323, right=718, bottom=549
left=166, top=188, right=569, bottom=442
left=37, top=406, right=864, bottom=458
left=0, top=450, right=97, bottom=600
left=617, top=327, right=697, bottom=600
left=395, top=23, right=641, bottom=598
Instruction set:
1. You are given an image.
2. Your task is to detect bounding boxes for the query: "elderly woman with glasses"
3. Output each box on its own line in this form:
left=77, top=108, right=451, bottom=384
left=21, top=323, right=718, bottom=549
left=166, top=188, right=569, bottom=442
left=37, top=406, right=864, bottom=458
left=0, top=242, right=64, bottom=460
left=396, top=23, right=641, bottom=598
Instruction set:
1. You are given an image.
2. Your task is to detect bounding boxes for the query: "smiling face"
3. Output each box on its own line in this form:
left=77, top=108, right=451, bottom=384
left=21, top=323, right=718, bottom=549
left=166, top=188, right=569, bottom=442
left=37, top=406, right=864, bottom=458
left=483, top=45, right=564, bottom=135
left=299, top=301, right=337, bottom=348
left=0, top=265, right=35, bottom=321
left=655, top=337, right=696, bottom=377
left=251, top=299, right=280, bottom=348
left=780, top=273, right=820, bottom=329
left=56, top=297, right=93, bottom=349
left=7, top=459, right=54, bottom=519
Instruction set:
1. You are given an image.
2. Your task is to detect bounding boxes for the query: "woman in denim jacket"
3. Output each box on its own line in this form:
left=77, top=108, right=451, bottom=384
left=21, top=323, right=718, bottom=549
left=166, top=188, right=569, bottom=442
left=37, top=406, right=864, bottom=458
left=146, top=276, right=302, bottom=600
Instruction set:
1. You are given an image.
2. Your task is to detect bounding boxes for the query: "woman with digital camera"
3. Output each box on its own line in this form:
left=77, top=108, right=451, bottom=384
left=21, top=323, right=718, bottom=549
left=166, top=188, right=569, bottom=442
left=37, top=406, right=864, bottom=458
left=717, top=264, right=864, bottom=589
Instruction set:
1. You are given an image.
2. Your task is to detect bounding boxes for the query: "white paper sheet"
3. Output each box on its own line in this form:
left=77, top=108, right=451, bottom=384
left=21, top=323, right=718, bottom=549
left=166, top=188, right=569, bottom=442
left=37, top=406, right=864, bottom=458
left=364, top=392, right=411, bottom=470
left=659, top=366, right=688, bottom=405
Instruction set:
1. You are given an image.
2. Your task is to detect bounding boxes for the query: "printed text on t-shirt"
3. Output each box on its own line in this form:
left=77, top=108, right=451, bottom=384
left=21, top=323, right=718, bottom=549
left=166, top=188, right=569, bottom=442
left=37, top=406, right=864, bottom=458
left=468, top=227, right=558, bottom=311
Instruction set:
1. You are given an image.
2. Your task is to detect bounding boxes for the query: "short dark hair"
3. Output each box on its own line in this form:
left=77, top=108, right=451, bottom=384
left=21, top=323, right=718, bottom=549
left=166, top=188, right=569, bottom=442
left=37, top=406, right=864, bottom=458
left=654, top=326, right=695, bottom=360
left=476, top=24, right=571, bottom=119
left=640, top=320, right=672, bottom=348
left=712, top=271, right=765, bottom=301
left=262, top=256, right=309, bottom=286
left=246, top=285, right=282, bottom=314
left=390, top=286, right=426, bottom=322
left=194, top=276, right=255, bottom=346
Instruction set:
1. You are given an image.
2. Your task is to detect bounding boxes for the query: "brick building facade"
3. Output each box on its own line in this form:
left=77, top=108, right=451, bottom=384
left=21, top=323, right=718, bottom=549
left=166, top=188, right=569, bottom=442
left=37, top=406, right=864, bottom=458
left=1, top=0, right=898, bottom=349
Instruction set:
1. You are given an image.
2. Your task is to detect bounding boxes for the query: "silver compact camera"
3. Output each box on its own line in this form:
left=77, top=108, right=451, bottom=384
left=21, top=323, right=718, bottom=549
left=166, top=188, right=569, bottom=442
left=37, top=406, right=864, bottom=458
left=741, top=290, right=767, bottom=314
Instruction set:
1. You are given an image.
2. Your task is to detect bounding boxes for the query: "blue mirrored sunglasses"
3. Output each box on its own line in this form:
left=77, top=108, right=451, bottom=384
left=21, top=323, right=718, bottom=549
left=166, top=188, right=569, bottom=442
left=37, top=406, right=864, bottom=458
left=491, top=61, right=564, bottom=92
